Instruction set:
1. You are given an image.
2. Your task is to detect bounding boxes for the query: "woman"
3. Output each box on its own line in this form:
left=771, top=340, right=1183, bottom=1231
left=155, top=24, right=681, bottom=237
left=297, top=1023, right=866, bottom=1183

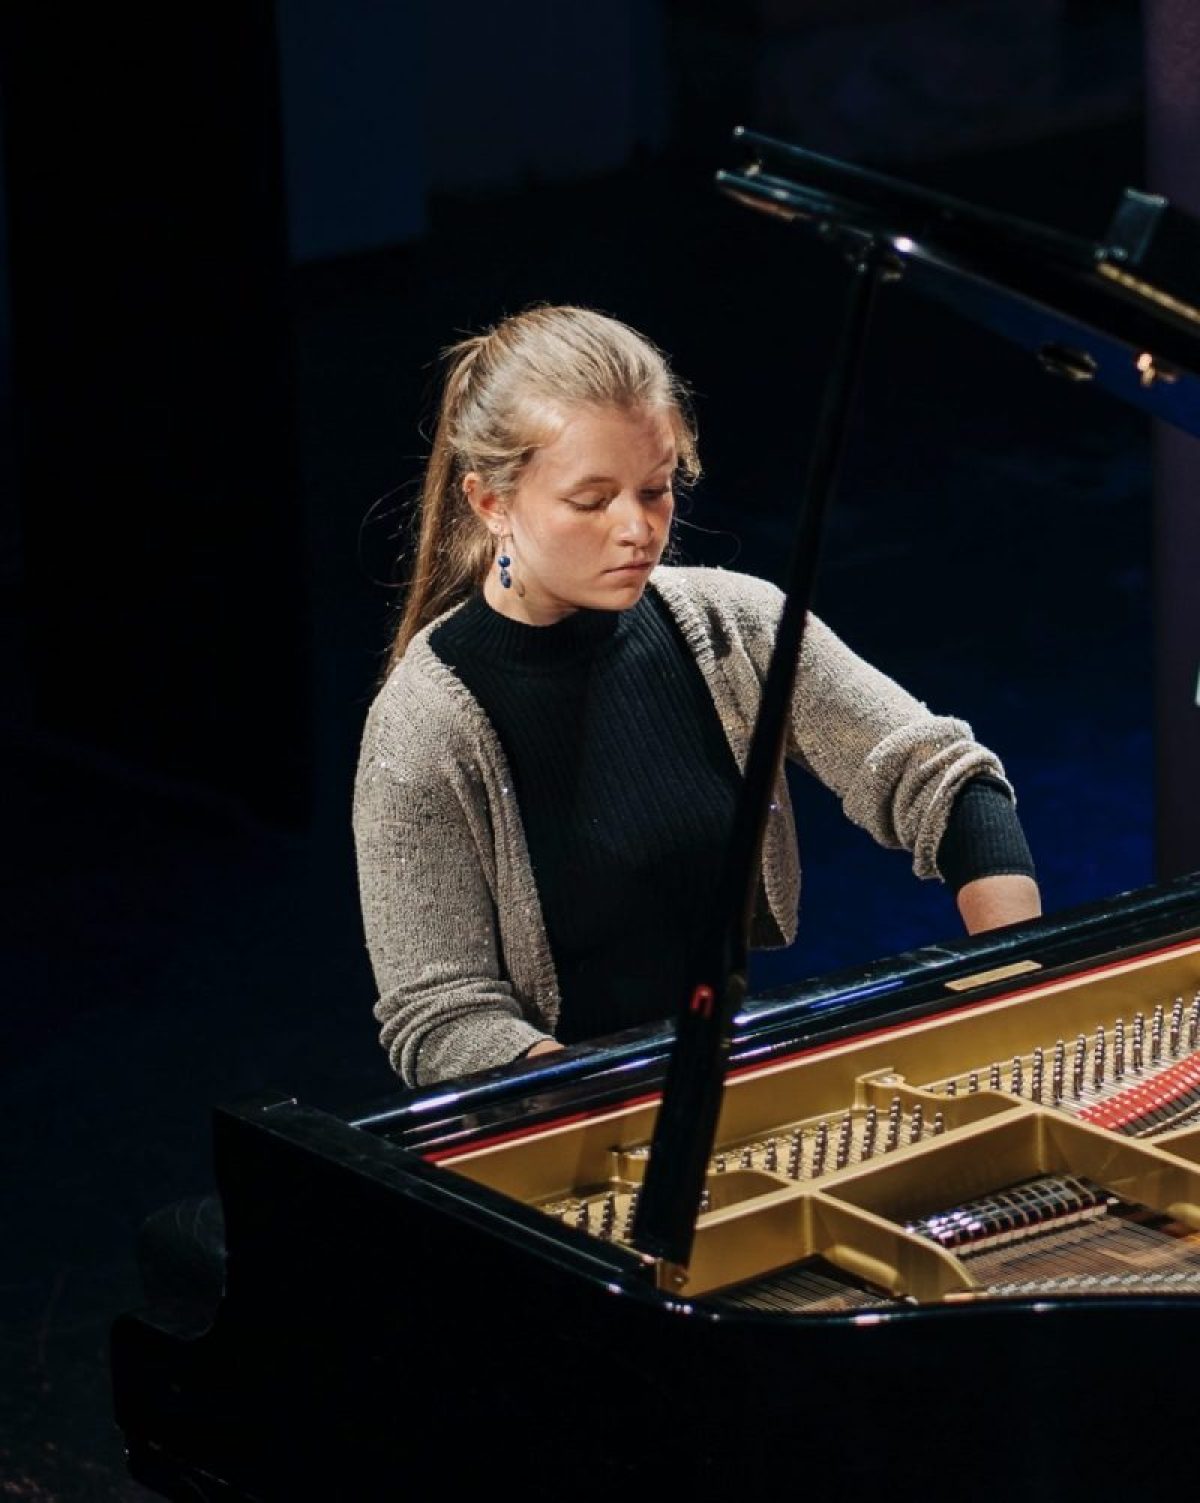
left=354, top=305, right=1040, bottom=1087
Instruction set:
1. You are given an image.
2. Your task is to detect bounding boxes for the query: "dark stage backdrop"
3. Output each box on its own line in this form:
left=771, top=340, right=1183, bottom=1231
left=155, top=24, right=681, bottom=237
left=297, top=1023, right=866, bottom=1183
left=2, top=7, right=310, bottom=826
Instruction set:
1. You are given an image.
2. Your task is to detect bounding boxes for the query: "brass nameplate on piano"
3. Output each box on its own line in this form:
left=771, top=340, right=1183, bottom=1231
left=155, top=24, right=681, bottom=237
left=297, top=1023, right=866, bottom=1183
left=945, top=959, right=1042, bottom=992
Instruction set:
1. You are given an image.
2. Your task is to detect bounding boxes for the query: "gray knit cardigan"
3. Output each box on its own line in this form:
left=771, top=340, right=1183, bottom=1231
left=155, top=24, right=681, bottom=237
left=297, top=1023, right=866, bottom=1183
left=353, top=567, right=1009, bottom=1086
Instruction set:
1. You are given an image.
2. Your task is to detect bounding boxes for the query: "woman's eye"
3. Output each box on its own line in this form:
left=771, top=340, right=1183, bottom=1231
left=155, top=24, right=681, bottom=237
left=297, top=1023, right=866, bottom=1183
left=565, top=486, right=671, bottom=512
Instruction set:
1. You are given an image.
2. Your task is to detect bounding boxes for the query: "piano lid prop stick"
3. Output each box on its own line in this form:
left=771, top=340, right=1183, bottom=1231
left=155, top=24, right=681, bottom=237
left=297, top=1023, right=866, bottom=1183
left=632, top=240, right=890, bottom=1276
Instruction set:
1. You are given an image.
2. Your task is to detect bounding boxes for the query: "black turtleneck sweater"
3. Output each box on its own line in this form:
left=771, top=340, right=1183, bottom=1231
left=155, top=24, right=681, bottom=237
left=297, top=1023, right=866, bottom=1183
left=431, top=588, right=1033, bottom=1044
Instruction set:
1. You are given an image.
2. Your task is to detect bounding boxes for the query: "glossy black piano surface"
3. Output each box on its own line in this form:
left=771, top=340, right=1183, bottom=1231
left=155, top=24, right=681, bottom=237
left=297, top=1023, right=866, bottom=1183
left=111, top=875, right=1200, bottom=1500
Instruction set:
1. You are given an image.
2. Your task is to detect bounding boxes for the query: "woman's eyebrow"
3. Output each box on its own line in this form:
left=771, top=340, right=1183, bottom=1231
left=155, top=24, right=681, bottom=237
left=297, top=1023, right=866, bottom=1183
left=564, top=452, right=677, bottom=488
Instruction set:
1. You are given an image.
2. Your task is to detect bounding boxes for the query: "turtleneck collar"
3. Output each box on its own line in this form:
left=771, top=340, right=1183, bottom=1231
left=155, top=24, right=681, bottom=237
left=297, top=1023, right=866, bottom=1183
left=445, top=589, right=629, bottom=670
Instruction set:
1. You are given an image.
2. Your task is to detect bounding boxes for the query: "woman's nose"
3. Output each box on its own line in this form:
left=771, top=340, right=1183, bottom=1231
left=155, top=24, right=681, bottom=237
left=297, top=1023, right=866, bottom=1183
left=614, top=494, right=653, bottom=545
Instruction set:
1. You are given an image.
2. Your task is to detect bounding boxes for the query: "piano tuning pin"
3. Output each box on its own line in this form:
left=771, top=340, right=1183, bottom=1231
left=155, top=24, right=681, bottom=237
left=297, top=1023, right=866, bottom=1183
left=698, top=1189, right=711, bottom=1216
left=623, top=1190, right=639, bottom=1241
left=1031, top=1045, right=1045, bottom=1102
left=932, top=1110, right=946, bottom=1136
left=787, top=1129, right=803, bottom=1179
left=945, top=1079, right=957, bottom=1097
left=1114, top=1018, right=1126, bottom=1080
left=1190, top=995, right=1200, bottom=1050
left=575, top=1202, right=591, bottom=1232
left=968, top=1072, right=980, bottom=1094
left=836, top=1113, right=853, bottom=1169
left=714, top=1153, right=727, bottom=1173
left=1072, top=1035, right=1086, bottom=1100
left=1133, top=1012, right=1146, bottom=1071
left=886, top=1097, right=902, bottom=1152
left=1011, top=1055, right=1024, bottom=1096
left=765, top=1137, right=779, bottom=1173
left=909, top=1103, right=924, bottom=1144
left=1093, top=1026, right=1106, bottom=1090
left=988, top=1062, right=1002, bottom=1091
left=1170, top=998, right=1184, bottom=1056
left=1152, top=1004, right=1165, bottom=1063
left=601, top=1193, right=617, bottom=1238
left=1052, top=1039, right=1066, bottom=1104
left=813, top=1121, right=829, bottom=1177
left=740, top=1144, right=755, bottom=1170
left=863, top=1105, right=879, bottom=1159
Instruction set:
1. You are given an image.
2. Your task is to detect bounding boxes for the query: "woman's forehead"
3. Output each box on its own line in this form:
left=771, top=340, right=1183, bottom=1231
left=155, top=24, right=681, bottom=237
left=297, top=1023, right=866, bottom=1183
left=525, top=405, right=677, bottom=481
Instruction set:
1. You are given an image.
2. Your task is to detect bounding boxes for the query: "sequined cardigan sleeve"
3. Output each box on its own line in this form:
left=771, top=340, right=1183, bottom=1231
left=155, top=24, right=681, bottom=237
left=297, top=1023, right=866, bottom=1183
left=352, top=567, right=1012, bottom=1086
left=353, top=639, right=557, bottom=1086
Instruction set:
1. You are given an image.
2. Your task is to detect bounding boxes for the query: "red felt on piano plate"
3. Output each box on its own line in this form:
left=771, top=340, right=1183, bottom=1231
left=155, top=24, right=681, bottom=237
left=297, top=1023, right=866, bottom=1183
left=1078, top=1055, right=1200, bottom=1132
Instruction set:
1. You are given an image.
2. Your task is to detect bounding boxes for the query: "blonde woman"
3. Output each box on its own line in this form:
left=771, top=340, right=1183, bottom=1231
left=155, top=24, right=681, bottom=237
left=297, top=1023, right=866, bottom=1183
left=354, top=306, right=1040, bottom=1087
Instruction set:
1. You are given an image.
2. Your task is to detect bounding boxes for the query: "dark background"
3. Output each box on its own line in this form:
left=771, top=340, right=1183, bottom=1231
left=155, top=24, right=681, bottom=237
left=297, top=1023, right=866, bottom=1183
left=1, top=1, right=1194, bottom=1495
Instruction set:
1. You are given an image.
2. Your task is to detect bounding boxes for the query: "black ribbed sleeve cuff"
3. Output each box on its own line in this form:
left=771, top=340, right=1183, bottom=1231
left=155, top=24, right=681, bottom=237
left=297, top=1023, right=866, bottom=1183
left=937, top=776, right=1036, bottom=895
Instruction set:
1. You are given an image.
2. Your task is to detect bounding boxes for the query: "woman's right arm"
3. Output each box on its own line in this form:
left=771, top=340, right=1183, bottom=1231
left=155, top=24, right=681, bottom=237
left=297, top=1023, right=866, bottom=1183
left=353, top=745, right=553, bottom=1087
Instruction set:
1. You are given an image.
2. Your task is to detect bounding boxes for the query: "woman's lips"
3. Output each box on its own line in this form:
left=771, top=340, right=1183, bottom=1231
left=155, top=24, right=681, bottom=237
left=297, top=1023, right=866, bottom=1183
left=606, top=560, right=654, bottom=574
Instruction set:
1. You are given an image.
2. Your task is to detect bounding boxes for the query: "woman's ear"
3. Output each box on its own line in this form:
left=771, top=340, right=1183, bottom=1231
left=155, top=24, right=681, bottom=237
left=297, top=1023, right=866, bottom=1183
left=463, top=472, right=506, bottom=534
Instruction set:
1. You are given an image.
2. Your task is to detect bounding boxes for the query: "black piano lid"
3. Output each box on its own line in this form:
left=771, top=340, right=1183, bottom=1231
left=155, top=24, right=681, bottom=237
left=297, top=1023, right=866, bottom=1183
left=718, top=128, right=1200, bottom=438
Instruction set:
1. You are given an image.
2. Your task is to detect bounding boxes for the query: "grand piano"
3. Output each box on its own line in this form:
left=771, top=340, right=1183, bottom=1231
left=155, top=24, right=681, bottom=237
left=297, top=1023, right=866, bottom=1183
left=112, top=136, right=1200, bottom=1500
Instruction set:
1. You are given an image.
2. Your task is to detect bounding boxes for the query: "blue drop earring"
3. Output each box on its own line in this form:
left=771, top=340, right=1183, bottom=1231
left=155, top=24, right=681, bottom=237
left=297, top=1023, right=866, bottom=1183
left=492, top=526, right=523, bottom=597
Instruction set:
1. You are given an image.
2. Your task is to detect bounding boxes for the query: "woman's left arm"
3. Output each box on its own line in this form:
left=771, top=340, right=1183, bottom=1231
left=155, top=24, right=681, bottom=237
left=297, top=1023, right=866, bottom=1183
left=956, top=873, right=1042, bottom=934
left=782, top=610, right=1021, bottom=883
left=706, top=569, right=1044, bottom=935
left=756, top=587, right=1043, bottom=926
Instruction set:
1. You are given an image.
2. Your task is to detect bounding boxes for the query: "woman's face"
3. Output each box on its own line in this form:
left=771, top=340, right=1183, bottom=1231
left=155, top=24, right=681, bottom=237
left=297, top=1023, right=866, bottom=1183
left=471, top=404, right=678, bottom=625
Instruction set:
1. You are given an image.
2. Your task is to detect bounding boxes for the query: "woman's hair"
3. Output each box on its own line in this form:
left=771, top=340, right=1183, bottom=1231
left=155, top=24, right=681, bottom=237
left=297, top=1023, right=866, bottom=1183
left=385, top=304, right=700, bottom=671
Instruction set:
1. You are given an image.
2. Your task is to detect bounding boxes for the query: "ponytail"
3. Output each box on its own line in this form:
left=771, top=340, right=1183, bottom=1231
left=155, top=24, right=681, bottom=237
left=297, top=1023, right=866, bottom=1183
left=386, top=339, right=489, bottom=672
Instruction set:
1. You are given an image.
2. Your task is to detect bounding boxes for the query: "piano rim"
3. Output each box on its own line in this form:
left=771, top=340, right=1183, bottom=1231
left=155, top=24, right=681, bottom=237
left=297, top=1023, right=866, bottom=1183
left=353, top=872, right=1200, bottom=1160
